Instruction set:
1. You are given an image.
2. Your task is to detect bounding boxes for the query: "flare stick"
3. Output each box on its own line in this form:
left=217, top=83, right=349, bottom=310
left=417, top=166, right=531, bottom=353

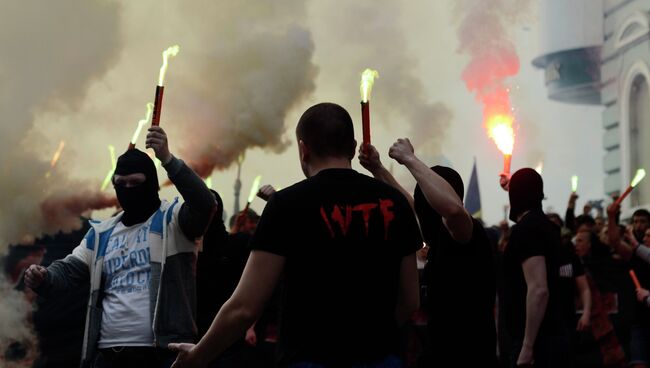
left=630, top=270, right=642, bottom=290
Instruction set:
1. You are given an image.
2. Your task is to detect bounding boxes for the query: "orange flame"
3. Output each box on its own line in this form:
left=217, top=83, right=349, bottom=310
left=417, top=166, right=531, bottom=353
left=486, top=114, right=514, bottom=155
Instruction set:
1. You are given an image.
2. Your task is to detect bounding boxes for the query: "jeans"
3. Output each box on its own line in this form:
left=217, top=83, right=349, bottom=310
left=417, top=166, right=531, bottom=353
left=93, top=346, right=177, bottom=368
left=630, top=325, right=650, bottom=366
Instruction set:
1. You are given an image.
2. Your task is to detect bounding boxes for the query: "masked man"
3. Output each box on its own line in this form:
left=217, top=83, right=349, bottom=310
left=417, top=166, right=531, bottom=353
left=24, top=126, right=216, bottom=368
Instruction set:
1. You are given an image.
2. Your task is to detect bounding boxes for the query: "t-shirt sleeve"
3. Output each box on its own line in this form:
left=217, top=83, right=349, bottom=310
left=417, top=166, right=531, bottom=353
left=394, top=195, right=423, bottom=257
left=510, top=226, right=546, bottom=264
left=572, top=253, right=585, bottom=277
left=249, top=194, right=289, bottom=256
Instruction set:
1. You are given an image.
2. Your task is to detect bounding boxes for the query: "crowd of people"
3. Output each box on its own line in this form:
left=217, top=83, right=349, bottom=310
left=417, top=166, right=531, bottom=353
left=21, top=102, right=650, bottom=368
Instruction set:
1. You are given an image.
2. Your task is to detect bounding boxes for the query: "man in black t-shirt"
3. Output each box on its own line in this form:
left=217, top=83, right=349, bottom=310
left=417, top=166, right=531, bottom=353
left=170, top=102, right=422, bottom=367
left=358, top=141, right=497, bottom=366
left=502, top=168, right=569, bottom=367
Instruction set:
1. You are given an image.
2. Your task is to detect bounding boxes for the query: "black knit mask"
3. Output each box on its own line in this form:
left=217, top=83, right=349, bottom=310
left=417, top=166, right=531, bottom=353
left=508, top=168, right=544, bottom=222
left=414, top=166, right=465, bottom=246
left=114, top=149, right=161, bottom=226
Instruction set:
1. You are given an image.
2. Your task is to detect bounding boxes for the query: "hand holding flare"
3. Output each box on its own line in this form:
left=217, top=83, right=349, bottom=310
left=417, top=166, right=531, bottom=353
left=359, top=69, right=379, bottom=148
left=614, top=169, right=646, bottom=206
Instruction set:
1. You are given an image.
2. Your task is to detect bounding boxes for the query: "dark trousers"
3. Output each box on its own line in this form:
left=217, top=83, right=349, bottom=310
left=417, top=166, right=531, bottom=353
left=93, top=346, right=177, bottom=368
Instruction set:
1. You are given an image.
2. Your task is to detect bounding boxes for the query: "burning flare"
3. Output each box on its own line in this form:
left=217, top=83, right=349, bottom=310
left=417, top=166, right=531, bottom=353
left=534, top=161, right=543, bottom=175
left=486, top=114, right=515, bottom=156
left=100, top=145, right=117, bottom=191
left=247, top=175, right=262, bottom=204
left=158, top=45, right=180, bottom=86
left=130, top=103, right=154, bottom=146
left=360, top=68, right=379, bottom=103
left=50, top=140, right=65, bottom=168
left=631, top=169, right=647, bottom=188
left=45, top=140, right=66, bottom=179
left=614, top=168, right=647, bottom=206
left=571, top=175, right=579, bottom=193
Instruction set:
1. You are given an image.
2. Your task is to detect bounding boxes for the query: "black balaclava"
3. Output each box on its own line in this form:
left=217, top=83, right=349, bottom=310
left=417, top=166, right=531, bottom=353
left=114, top=149, right=161, bottom=226
left=508, top=168, right=544, bottom=222
left=414, top=166, right=465, bottom=246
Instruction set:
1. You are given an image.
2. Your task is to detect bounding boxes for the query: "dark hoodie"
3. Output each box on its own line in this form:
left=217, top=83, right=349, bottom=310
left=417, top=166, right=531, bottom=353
left=414, top=166, right=496, bottom=366
left=503, top=168, right=565, bottom=342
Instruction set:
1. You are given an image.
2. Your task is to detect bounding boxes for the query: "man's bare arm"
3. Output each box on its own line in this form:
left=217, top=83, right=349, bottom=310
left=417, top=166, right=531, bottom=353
left=521, top=256, right=549, bottom=353
left=395, top=253, right=420, bottom=325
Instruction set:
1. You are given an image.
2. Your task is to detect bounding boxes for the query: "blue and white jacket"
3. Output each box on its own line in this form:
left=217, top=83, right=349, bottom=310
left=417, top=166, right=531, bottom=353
left=35, top=157, right=216, bottom=367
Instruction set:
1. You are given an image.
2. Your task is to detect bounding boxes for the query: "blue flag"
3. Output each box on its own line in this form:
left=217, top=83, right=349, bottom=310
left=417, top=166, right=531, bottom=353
left=465, top=158, right=482, bottom=219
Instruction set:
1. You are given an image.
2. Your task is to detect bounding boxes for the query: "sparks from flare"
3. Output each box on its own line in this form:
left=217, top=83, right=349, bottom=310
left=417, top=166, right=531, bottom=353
left=159, top=45, right=180, bottom=86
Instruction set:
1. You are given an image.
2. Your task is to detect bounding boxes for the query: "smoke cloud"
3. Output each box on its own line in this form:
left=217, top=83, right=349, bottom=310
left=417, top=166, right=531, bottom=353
left=454, top=0, right=531, bottom=127
left=170, top=1, right=318, bottom=177
left=0, top=0, right=122, bottom=248
left=311, top=0, right=453, bottom=156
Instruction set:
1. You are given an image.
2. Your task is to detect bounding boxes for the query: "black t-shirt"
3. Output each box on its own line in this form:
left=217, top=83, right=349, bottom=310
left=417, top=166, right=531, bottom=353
left=250, top=168, right=422, bottom=365
left=503, top=210, right=565, bottom=341
left=556, top=241, right=585, bottom=326
left=423, top=218, right=496, bottom=363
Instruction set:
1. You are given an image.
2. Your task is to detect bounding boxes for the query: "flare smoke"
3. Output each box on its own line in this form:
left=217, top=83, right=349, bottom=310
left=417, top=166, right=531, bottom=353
left=454, top=0, right=531, bottom=129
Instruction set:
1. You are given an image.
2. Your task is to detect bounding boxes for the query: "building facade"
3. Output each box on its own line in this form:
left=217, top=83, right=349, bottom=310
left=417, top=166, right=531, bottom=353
left=534, top=0, right=650, bottom=215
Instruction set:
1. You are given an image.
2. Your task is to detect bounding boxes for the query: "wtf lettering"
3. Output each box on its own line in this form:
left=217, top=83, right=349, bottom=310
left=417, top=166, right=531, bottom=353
left=320, top=199, right=395, bottom=240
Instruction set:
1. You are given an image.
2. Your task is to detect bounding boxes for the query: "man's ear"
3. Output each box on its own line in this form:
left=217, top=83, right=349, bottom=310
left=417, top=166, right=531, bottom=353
left=298, top=140, right=309, bottom=163
left=349, top=139, right=357, bottom=160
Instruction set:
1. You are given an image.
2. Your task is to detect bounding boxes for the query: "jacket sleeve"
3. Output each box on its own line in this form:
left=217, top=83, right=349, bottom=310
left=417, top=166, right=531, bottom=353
left=34, top=240, right=92, bottom=298
left=163, top=155, right=217, bottom=240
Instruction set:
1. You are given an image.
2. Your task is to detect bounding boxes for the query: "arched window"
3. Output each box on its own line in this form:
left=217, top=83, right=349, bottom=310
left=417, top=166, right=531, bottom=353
left=620, top=62, right=650, bottom=210
left=628, top=75, right=650, bottom=206
left=615, top=12, right=650, bottom=50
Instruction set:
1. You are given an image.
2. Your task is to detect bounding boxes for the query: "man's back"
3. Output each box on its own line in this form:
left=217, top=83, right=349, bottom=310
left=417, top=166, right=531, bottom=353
left=250, top=168, right=421, bottom=365
left=504, top=210, right=564, bottom=340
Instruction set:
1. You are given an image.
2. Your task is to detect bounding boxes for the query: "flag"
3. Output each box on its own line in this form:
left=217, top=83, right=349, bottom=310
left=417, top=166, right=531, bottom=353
left=465, top=158, right=482, bottom=219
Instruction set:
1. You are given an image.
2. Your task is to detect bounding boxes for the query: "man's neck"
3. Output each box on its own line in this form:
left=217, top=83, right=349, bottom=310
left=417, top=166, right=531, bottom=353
left=308, top=157, right=352, bottom=177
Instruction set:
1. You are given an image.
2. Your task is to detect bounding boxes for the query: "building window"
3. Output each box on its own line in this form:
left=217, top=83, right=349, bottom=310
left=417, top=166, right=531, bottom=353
left=628, top=75, right=650, bottom=207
